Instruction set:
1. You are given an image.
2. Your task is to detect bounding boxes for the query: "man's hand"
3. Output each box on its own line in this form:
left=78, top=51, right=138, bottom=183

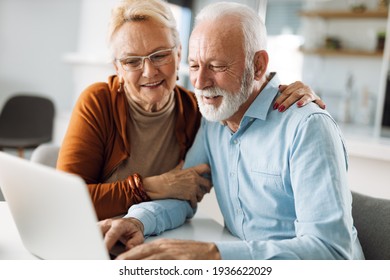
left=275, top=81, right=326, bottom=112
left=144, top=162, right=212, bottom=208
left=99, top=217, right=145, bottom=252
left=115, top=238, right=221, bottom=260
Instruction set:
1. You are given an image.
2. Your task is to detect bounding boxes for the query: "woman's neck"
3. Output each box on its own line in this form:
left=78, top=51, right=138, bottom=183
left=125, top=89, right=172, bottom=113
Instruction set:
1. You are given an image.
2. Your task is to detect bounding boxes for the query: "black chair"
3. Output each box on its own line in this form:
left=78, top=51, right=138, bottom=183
left=0, top=94, right=55, bottom=158
left=352, top=191, right=390, bottom=260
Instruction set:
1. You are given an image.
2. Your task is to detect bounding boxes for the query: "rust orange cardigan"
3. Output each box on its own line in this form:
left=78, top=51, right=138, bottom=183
left=57, top=75, right=201, bottom=220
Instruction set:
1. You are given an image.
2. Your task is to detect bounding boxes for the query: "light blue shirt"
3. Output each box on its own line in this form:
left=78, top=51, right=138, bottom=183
left=126, top=74, right=364, bottom=260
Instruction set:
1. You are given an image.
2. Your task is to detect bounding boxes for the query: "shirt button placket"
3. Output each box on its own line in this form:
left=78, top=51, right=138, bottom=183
left=229, top=136, right=244, bottom=237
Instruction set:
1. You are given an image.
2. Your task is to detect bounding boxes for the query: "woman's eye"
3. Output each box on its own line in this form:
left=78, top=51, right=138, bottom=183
left=189, top=65, right=199, bottom=71
left=123, top=59, right=140, bottom=66
left=152, top=54, right=169, bottom=61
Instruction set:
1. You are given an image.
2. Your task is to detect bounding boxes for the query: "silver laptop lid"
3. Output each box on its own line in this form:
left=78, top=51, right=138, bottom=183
left=0, top=152, right=109, bottom=260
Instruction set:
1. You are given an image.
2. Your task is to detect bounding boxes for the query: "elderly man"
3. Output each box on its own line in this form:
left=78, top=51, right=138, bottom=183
left=100, top=2, right=364, bottom=260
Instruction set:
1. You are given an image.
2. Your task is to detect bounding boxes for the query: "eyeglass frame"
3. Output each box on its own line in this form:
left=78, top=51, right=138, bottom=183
left=115, top=46, right=177, bottom=72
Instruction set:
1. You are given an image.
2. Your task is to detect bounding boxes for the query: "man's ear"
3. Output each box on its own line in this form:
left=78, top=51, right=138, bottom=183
left=253, top=50, right=268, bottom=81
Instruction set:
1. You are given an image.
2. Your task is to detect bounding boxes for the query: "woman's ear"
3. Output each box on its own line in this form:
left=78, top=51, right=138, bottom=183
left=176, top=44, right=182, bottom=64
left=113, top=60, right=120, bottom=74
left=117, top=74, right=124, bottom=93
left=176, top=44, right=182, bottom=81
left=254, top=50, right=269, bottom=81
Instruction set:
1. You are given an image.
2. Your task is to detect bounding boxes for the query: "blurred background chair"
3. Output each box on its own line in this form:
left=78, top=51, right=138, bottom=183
left=30, top=143, right=60, bottom=168
left=0, top=94, right=55, bottom=158
left=0, top=143, right=60, bottom=201
left=352, top=191, right=390, bottom=260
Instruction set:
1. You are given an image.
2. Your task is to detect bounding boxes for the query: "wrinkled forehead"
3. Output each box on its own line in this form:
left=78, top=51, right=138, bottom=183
left=112, top=19, right=175, bottom=57
left=189, top=18, right=244, bottom=60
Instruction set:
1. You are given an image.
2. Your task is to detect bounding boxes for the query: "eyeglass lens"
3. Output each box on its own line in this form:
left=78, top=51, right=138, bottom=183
left=119, top=48, right=174, bottom=71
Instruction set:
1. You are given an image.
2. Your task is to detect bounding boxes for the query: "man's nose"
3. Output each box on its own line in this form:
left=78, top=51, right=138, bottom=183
left=194, top=67, right=212, bottom=90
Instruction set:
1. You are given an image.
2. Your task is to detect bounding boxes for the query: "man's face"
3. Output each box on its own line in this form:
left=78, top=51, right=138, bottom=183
left=188, top=18, right=253, bottom=122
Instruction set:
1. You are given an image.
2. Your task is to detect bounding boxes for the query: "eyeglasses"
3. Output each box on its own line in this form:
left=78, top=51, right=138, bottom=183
left=116, top=47, right=176, bottom=72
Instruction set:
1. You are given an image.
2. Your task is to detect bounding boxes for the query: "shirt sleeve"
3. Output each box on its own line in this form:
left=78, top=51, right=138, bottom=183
left=125, top=199, right=195, bottom=236
left=216, top=113, right=362, bottom=259
left=183, top=118, right=210, bottom=169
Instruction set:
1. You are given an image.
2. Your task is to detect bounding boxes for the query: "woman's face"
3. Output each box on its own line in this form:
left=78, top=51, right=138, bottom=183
left=112, top=20, right=181, bottom=112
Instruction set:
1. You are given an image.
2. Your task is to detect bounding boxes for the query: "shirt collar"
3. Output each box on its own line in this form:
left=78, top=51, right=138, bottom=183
left=245, top=72, right=280, bottom=121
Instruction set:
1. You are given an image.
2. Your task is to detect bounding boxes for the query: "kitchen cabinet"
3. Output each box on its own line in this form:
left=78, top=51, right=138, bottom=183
left=300, top=9, right=387, bottom=57
left=300, top=8, right=389, bottom=139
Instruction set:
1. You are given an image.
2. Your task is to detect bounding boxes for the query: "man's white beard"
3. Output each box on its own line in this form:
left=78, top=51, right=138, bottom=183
left=194, top=70, right=254, bottom=122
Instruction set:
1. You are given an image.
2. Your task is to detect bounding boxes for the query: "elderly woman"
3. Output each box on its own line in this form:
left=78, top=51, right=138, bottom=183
left=57, top=0, right=324, bottom=220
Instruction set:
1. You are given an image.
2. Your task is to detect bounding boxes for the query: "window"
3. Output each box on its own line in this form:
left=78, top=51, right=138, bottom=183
left=266, top=1, right=304, bottom=84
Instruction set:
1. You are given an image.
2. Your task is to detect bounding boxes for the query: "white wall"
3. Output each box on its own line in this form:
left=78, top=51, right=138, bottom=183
left=346, top=138, right=390, bottom=199
left=349, top=156, right=390, bottom=199
left=0, top=0, right=81, bottom=113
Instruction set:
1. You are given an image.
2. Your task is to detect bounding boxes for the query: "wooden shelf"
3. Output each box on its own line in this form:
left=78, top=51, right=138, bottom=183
left=300, top=47, right=384, bottom=57
left=299, top=10, right=388, bottom=19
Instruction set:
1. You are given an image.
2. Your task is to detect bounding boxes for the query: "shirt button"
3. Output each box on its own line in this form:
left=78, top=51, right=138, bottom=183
left=236, top=209, right=242, bottom=215
left=233, top=140, right=238, bottom=144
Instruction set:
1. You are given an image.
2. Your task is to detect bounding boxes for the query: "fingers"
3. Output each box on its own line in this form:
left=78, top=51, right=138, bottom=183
left=188, top=164, right=212, bottom=205
left=274, top=81, right=325, bottom=112
left=116, top=239, right=217, bottom=260
left=196, top=185, right=206, bottom=203
left=285, top=93, right=310, bottom=109
left=191, top=163, right=211, bottom=175
left=189, top=196, right=197, bottom=209
left=125, top=230, right=145, bottom=249
left=103, top=219, right=128, bottom=251
left=103, top=218, right=144, bottom=251
left=189, top=177, right=211, bottom=206
left=314, top=99, right=326, bottom=109
left=116, top=239, right=166, bottom=260
left=192, top=165, right=212, bottom=203
left=198, top=175, right=212, bottom=194
left=278, top=84, right=288, bottom=93
left=274, top=82, right=308, bottom=112
left=151, top=163, right=212, bottom=206
left=98, top=219, right=112, bottom=236
left=174, top=160, right=184, bottom=170
left=273, top=85, right=290, bottom=112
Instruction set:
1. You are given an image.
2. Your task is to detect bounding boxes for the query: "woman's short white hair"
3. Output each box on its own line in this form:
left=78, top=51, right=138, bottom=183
left=108, top=0, right=180, bottom=54
left=195, top=2, right=267, bottom=64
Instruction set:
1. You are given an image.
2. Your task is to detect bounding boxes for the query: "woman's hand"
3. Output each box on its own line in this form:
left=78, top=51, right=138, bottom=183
left=274, top=81, right=326, bottom=112
left=143, top=162, right=212, bottom=208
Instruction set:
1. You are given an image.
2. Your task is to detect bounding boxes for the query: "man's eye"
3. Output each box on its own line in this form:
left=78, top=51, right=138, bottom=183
left=210, top=65, right=227, bottom=72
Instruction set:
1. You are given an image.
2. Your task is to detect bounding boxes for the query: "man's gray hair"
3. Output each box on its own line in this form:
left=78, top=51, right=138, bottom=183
left=195, top=2, right=267, bottom=65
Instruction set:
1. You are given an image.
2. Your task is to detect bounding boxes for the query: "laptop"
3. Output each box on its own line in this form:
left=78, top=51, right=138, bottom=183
left=0, top=151, right=110, bottom=260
